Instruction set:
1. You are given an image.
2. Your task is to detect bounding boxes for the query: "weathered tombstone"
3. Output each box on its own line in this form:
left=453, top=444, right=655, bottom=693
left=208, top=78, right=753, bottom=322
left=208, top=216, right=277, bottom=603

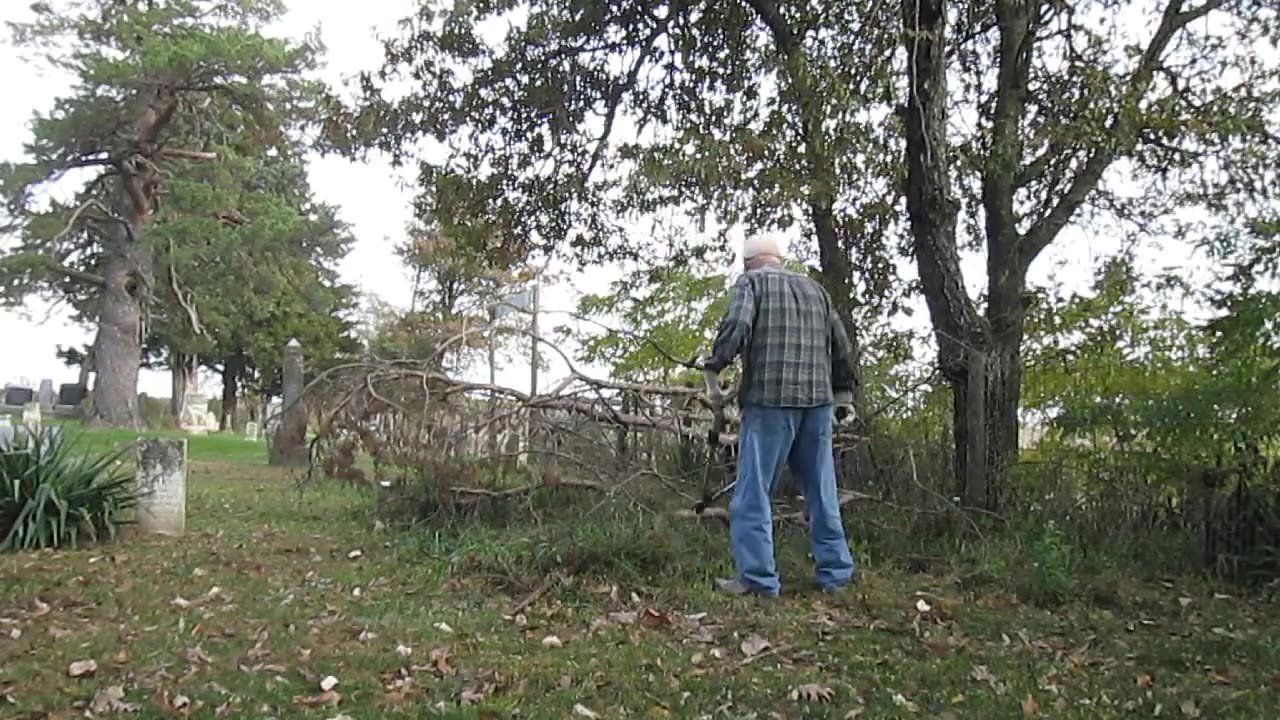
left=4, top=386, right=33, bottom=406
left=37, top=379, right=54, bottom=411
left=0, top=414, right=10, bottom=429
left=21, top=403, right=41, bottom=430
left=269, top=339, right=308, bottom=466
left=244, top=421, right=260, bottom=441
left=58, top=383, right=86, bottom=407
left=179, top=395, right=218, bottom=435
left=135, top=438, right=187, bottom=536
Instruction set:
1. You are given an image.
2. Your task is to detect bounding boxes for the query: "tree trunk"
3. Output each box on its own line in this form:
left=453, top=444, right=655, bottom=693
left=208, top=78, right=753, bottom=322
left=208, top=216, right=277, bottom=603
left=77, top=348, right=94, bottom=389
left=220, top=353, right=244, bottom=431
left=84, top=238, right=149, bottom=428
left=170, top=350, right=194, bottom=420
left=950, top=338, right=1021, bottom=513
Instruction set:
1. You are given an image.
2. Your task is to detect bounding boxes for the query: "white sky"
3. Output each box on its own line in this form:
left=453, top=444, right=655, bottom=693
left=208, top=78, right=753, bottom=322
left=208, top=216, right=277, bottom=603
left=0, top=1, right=1203, bottom=400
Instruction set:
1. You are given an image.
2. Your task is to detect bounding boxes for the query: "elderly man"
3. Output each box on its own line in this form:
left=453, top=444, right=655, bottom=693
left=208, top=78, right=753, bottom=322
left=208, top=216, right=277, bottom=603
left=701, top=235, right=857, bottom=596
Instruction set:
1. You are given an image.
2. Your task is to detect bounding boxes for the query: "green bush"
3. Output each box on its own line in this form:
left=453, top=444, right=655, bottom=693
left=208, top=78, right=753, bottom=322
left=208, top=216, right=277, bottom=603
left=1, top=428, right=137, bottom=552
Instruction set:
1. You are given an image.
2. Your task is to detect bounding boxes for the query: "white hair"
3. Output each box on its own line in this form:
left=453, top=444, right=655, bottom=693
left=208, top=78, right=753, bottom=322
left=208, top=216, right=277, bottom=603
left=743, top=235, right=782, bottom=260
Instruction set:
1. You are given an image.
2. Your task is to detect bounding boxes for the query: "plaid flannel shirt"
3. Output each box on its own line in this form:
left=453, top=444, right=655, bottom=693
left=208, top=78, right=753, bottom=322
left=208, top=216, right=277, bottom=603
left=705, top=264, right=855, bottom=408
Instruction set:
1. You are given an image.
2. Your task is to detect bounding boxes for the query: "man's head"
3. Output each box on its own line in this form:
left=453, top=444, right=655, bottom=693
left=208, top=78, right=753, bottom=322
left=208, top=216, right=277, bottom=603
left=743, top=235, right=782, bottom=271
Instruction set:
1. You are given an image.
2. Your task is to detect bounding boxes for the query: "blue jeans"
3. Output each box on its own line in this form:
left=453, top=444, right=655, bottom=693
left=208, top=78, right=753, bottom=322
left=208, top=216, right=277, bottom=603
left=729, top=403, right=855, bottom=594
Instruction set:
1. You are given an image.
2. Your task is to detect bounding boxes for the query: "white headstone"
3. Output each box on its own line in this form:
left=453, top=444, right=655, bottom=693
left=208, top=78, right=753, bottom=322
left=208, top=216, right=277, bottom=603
left=244, top=421, right=260, bottom=441
left=0, top=414, right=10, bottom=429
left=21, top=402, right=41, bottom=430
left=179, top=395, right=214, bottom=435
left=37, top=379, right=54, bottom=411
left=135, top=438, right=187, bottom=536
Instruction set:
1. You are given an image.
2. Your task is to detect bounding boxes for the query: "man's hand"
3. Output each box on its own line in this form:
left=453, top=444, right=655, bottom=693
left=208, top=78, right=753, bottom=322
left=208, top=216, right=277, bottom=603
left=834, top=389, right=855, bottom=425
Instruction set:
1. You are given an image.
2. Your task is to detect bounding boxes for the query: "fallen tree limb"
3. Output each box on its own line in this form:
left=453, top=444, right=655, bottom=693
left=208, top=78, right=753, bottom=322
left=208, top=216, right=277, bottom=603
left=674, top=490, right=877, bottom=523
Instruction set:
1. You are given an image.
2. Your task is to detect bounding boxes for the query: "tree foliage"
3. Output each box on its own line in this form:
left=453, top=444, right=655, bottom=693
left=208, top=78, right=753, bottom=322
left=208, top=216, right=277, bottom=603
left=0, top=0, right=327, bottom=427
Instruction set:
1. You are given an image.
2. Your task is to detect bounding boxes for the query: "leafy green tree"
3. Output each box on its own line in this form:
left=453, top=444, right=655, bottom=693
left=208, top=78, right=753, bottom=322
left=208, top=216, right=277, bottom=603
left=331, top=0, right=913, bottom=419
left=567, top=262, right=730, bottom=386
left=0, top=0, right=325, bottom=427
left=900, top=0, right=1279, bottom=509
left=139, top=150, right=360, bottom=428
left=375, top=222, right=522, bottom=373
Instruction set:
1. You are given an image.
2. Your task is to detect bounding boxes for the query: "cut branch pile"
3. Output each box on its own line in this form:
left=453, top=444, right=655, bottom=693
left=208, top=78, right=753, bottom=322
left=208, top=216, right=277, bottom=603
left=297, top=331, right=868, bottom=519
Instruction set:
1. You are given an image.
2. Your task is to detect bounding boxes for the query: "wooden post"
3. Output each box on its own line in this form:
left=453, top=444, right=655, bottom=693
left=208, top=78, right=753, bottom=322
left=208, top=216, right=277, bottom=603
left=964, top=351, right=988, bottom=510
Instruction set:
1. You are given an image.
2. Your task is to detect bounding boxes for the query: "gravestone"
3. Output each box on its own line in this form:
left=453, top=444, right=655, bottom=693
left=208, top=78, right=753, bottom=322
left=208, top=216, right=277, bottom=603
left=0, top=414, right=10, bottom=429
left=244, top=421, right=260, bottom=441
left=135, top=438, right=187, bottom=536
left=4, top=386, right=33, bottom=406
left=269, top=339, right=308, bottom=466
left=37, top=380, right=54, bottom=411
left=57, top=383, right=86, bottom=407
left=179, top=395, right=217, bottom=435
left=21, top=403, right=41, bottom=430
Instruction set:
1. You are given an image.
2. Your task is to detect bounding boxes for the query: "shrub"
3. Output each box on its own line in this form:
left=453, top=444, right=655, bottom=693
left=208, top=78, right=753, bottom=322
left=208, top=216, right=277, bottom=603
left=1, top=427, right=137, bottom=552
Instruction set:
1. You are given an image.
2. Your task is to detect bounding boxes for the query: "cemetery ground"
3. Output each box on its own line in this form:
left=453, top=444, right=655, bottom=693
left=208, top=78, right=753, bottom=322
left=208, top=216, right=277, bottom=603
left=2, top=431, right=1278, bottom=719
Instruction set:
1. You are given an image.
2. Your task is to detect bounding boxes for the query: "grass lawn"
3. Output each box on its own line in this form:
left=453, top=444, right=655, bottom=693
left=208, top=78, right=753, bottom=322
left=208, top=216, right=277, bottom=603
left=3, top=430, right=1279, bottom=718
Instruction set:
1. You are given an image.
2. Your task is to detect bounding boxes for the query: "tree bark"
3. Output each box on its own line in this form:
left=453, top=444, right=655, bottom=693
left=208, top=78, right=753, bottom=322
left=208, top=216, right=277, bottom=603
left=220, top=352, right=244, bottom=431
left=170, top=350, right=194, bottom=420
left=84, top=223, right=149, bottom=429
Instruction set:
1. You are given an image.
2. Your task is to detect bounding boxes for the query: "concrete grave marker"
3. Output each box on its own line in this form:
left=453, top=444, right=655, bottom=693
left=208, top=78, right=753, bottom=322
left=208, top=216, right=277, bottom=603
left=37, top=379, right=54, bottom=411
left=4, top=386, right=33, bottom=406
left=135, top=438, right=187, bottom=536
left=243, top=421, right=260, bottom=441
left=269, top=338, right=308, bottom=466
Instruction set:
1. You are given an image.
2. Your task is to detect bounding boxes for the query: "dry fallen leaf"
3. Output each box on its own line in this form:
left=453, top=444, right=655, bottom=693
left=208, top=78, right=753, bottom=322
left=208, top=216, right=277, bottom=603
left=396, top=644, right=413, bottom=658
left=1021, top=693, right=1040, bottom=717
left=891, top=692, right=919, bottom=712
left=293, top=691, right=341, bottom=708
left=459, top=688, right=485, bottom=705
left=542, top=635, right=564, bottom=648
left=32, top=597, right=51, bottom=616
left=1180, top=699, right=1201, bottom=718
left=429, top=646, right=455, bottom=675
left=182, top=647, right=211, bottom=665
left=790, top=683, right=835, bottom=702
left=608, top=611, right=638, bottom=625
left=1207, top=670, right=1232, bottom=686
left=639, top=608, right=671, bottom=628
left=68, top=659, right=98, bottom=678
left=320, top=676, right=339, bottom=692
left=573, top=703, right=601, bottom=718
left=347, top=550, right=363, bottom=560
left=90, top=685, right=139, bottom=714
left=843, top=709, right=866, bottom=719
left=7, top=628, right=19, bottom=640
left=433, top=622, right=454, bottom=634
left=740, top=633, right=771, bottom=658
left=1136, top=673, right=1154, bottom=688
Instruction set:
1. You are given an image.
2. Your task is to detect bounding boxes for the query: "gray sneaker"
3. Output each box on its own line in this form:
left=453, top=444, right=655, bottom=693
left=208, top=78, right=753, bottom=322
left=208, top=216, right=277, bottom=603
left=714, top=578, right=778, bottom=598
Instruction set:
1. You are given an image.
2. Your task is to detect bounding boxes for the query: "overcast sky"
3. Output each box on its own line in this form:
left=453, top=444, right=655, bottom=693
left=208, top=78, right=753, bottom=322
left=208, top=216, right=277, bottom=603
left=0, top=2, right=1203, bottom=400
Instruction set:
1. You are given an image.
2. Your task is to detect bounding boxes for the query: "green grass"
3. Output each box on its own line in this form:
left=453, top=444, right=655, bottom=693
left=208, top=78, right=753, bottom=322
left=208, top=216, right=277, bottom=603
left=44, top=421, right=270, bottom=466
left=2, top=429, right=1278, bottom=718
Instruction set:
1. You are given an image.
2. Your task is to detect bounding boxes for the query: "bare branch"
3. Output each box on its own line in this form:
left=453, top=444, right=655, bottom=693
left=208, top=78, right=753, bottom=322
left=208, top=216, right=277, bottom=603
left=158, top=148, right=218, bottom=161
left=1020, top=0, right=1230, bottom=268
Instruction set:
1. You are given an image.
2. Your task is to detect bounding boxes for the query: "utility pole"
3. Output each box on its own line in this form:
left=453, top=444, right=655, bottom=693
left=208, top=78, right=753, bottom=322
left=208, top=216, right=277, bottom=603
left=529, top=281, right=539, bottom=397
left=488, top=304, right=497, bottom=455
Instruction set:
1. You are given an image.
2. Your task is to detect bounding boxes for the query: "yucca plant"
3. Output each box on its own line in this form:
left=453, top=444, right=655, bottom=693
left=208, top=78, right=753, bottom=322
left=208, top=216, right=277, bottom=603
left=1, top=426, right=137, bottom=552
